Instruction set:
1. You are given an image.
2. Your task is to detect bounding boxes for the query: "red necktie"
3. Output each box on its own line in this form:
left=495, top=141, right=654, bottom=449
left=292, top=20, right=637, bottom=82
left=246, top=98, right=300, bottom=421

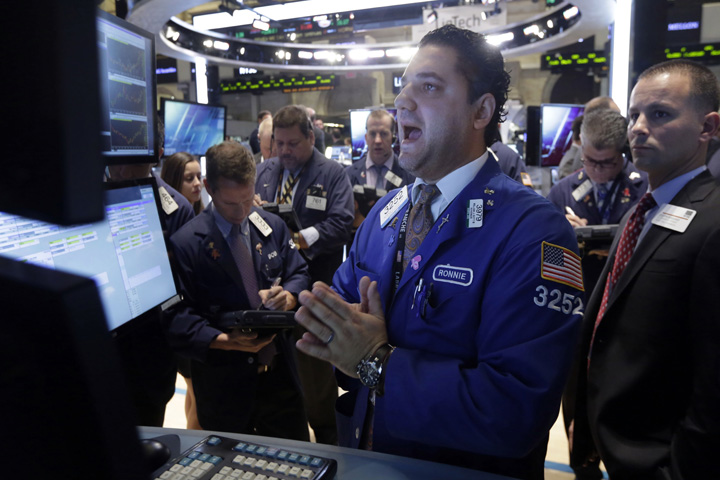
left=593, top=192, right=656, bottom=338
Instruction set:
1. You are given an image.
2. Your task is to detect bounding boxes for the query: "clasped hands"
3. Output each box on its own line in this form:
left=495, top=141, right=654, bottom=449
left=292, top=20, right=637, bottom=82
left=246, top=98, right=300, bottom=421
left=295, top=276, right=388, bottom=378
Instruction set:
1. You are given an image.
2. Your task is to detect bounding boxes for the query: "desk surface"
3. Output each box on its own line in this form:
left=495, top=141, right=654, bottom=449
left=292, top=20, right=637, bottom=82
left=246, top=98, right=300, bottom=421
left=140, top=427, right=512, bottom=480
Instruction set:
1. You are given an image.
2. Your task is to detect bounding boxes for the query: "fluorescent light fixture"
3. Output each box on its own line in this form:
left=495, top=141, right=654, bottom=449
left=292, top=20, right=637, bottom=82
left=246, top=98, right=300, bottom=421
left=349, top=49, right=369, bottom=60
left=313, top=50, right=331, bottom=60
left=285, top=52, right=292, bottom=60
left=368, top=50, right=385, bottom=58
left=194, top=0, right=429, bottom=30
left=239, top=47, right=246, bottom=55
left=610, top=0, right=633, bottom=116
left=547, top=19, right=554, bottom=29
left=289, top=32, right=297, bottom=41
left=213, top=40, right=230, bottom=50
left=486, top=32, right=514, bottom=46
left=385, top=47, right=417, bottom=59
left=523, top=25, right=540, bottom=36
left=203, top=39, right=213, bottom=48
left=313, top=15, right=327, bottom=22
left=298, top=51, right=314, bottom=59
left=252, top=19, right=270, bottom=31
left=563, top=6, right=579, bottom=20
left=481, top=11, right=487, bottom=21
left=195, top=58, right=208, bottom=105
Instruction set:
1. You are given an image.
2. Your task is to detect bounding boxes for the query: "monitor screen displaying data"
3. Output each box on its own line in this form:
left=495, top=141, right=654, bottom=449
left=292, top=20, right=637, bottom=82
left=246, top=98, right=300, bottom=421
left=540, top=103, right=584, bottom=167
left=163, top=99, right=227, bottom=156
left=0, top=180, right=177, bottom=332
left=96, top=9, right=158, bottom=164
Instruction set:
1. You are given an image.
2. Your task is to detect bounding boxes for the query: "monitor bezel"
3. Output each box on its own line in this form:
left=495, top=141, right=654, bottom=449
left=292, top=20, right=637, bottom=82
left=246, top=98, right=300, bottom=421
left=160, top=97, right=228, bottom=157
left=97, top=8, right=160, bottom=166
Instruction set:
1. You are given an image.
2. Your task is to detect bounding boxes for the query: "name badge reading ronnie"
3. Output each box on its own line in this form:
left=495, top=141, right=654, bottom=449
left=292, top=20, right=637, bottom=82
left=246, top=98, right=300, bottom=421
left=467, top=199, right=483, bottom=228
left=306, top=195, right=327, bottom=211
left=249, top=211, right=272, bottom=237
left=380, top=186, right=409, bottom=228
left=651, top=204, right=696, bottom=233
left=433, top=265, right=474, bottom=286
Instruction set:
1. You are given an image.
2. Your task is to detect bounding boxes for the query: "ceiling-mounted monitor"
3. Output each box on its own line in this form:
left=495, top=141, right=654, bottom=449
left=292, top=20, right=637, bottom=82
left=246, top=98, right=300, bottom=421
left=162, top=99, right=227, bottom=156
left=540, top=103, right=584, bottom=167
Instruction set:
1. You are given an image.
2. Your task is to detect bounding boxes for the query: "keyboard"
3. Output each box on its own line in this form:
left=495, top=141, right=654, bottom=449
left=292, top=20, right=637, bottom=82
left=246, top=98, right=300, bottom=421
left=153, top=434, right=337, bottom=480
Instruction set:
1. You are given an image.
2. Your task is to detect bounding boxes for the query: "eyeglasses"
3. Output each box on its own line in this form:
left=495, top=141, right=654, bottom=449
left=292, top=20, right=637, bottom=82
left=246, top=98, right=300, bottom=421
left=581, top=156, right=620, bottom=170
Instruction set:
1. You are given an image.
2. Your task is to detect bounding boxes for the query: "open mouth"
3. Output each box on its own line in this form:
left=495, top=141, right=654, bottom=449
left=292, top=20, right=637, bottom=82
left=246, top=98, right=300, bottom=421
left=402, top=125, right=422, bottom=142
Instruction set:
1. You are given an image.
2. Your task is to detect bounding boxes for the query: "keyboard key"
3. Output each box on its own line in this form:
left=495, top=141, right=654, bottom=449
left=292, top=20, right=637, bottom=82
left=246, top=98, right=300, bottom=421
left=287, top=454, right=300, bottom=463
left=232, top=456, right=246, bottom=465
left=209, top=456, right=223, bottom=465
left=171, top=474, right=186, bottom=480
left=245, top=444, right=258, bottom=454
left=288, top=466, right=302, bottom=477
left=265, top=462, right=279, bottom=473
left=243, top=457, right=256, bottom=467
left=276, top=464, right=289, bottom=475
left=211, top=475, right=225, bottom=480
left=233, top=443, right=247, bottom=452
left=191, top=469, right=206, bottom=478
left=182, top=466, right=194, bottom=475
left=160, top=471, right=174, bottom=479
left=179, top=458, right=194, bottom=467
left=255, top=475, right=267, bottom=480
left=254, top=460, right=268, bottom=469
left=300, top=470, right=314, bottom=480
left=264, top=448, right=279, bottom=458
left=188, top=451, right=202, bottom=460
left=298, top=455, right=311, bottom=465
left=309, top=458, right=322, bottom=468
left=208, top=437, right=222, bottom=446
left=199, top=454, right=211, bottom=462
left=230, top=470, right=243, bottom=478
left=190, top=460, right=203, bottom=468
left=276, top=451, right=289, bottom=461
left=241, top=472, right=255, bottom=480
left=170, top=465, right=184, bottom=472
left=200, top=463, right=214, bottom=471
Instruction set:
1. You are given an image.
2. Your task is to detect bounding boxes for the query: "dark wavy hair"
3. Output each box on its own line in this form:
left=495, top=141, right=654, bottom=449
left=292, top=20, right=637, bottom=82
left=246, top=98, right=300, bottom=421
left=161, top=151, right=204, bottom=215
left=419, top=24, right=511, bottom=146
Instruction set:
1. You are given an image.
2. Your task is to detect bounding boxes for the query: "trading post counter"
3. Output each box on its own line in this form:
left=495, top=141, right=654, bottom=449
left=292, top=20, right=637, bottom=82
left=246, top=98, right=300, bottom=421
left=140, top=427, right=513, bottom=480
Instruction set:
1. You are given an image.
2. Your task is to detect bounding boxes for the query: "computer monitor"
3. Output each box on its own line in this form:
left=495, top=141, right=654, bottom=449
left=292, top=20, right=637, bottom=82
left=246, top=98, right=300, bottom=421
left=540, top=103, right=584, bottom=167
left=97, top=8, right=158, bottom=165
left=0, top=257, right=149, bottom=479
left=327, top=146, right=353, bottom=166
left=162, top=99, right=227, bottom=156
left=349, top=108, right=397, bottom=160
left=0, top=178, right=179, bottom=335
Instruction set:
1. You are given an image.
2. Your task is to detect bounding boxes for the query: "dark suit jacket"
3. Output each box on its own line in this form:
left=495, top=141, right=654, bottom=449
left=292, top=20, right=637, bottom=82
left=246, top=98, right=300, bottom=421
left=572, top=170, right=720, bottom=480
left=345, top=153, right=415, bottom=190
left=547, top=161, right=648, bottom=225
left=255, top=148, right=354, bottom=283
left=490, top=141, right=529, bottom=184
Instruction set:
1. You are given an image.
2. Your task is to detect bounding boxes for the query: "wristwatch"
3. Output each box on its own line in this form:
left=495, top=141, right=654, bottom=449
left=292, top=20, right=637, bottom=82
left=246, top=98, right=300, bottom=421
left=356, top=343, right=395, bottom=391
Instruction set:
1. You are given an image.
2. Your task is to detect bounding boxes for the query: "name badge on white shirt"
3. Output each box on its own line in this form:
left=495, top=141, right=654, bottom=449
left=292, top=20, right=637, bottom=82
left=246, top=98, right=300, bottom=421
left=158, top=186, right=179, bottom=215
left=651, top=204, right=696, bottom=233
left=385, top=171, right=403, bottom=188
left=571, top=179, right=593, bottom=202
left=249, top=211, right=273, bottom=237
left=380, top=186, right=409, bottom=228
left=306, top=195, right=327, bottom=211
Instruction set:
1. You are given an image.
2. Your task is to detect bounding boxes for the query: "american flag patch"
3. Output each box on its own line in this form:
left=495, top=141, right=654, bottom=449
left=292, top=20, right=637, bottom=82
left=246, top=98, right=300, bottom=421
left=541, top=242, right=584, bottom=291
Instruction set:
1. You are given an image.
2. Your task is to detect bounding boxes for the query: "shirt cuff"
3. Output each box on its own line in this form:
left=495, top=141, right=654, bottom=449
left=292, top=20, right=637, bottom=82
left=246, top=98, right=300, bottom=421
left=300, top=226, right=320, bottom=247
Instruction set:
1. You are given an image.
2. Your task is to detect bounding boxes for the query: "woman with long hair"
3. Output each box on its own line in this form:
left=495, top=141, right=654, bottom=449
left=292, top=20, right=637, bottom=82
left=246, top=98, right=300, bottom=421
left=161, top=152, right=204, bottom=215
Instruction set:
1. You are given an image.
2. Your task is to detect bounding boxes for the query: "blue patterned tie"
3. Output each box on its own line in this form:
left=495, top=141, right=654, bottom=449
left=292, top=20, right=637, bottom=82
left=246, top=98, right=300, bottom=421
left=229, top=224, right=262, bottom=309
left=403, top=184, right=440, bottom=271
left=371, top=165, right=387, bottom=190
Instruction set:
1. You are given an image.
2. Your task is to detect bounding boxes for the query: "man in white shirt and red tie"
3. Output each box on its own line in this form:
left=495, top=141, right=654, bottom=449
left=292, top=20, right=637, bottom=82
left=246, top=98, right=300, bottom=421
left=571, top=59, right=720, bottom=480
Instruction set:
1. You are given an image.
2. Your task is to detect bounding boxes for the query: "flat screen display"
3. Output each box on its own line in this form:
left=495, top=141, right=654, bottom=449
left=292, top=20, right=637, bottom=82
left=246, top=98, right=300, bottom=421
left=163, top=99, right=227, bottom=156
left=350, top=108, right=397, bottom=160
left=97, top=9, right=158, bottom=164
left=540, top=103, right=584, bottom=167
left=0, top=179, right=178, bottom=333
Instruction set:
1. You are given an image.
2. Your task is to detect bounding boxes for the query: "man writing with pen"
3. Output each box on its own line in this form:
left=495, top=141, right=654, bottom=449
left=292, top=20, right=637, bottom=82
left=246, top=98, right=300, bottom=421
left=164, top=141, right=312, bottom=440
left=292, top=25, right=584, bottom=480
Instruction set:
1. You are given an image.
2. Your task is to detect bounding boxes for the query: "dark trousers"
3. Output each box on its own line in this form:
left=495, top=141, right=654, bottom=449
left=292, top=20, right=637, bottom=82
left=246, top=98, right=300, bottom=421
left=192, top=350, right=309, bottom=441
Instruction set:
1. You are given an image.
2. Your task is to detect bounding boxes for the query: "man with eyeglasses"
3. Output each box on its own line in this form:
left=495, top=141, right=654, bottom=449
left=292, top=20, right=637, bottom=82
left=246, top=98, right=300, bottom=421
left=548, top=108, right=648, bottom=228
left=547, top=107, right=648, bottom=480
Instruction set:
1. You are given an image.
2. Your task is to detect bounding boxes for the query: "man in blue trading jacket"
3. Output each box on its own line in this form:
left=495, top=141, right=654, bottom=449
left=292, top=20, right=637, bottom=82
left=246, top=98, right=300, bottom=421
left=293, top=25, right=584, bottom=480
left=166, top=141, right=310, bottom=439
left=346, top=108, right=415, bottom=230
left=255, top=105, right=354, bottom=445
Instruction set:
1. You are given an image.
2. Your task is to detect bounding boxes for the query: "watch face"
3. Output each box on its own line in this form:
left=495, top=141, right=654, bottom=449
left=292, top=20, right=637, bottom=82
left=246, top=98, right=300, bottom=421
left=358, top=358, right=381, bottom=388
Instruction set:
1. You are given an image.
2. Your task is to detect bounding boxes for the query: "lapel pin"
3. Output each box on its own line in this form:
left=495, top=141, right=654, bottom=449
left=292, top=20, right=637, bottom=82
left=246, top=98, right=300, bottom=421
left=255, top=243, right=263, bottom=255
left=437, top=214, right=450, bottom=233
left=211, top=249, right=221, bottom=260
left=484, top=187, right=495, bottom=195
left=390, top=217, right=399, bottom=229
left=487, top=200, right=494, bottom=207
left=411, top=255, right=422, bottom=270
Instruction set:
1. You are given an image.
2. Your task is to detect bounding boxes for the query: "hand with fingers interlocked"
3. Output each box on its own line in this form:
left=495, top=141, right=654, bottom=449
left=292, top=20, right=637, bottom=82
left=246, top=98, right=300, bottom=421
left=295, top=276, right=388, bottom=378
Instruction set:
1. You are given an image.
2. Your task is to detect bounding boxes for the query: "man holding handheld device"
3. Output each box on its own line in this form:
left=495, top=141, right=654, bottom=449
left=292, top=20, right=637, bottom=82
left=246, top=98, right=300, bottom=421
left=165, top=141, right=310, bottom=440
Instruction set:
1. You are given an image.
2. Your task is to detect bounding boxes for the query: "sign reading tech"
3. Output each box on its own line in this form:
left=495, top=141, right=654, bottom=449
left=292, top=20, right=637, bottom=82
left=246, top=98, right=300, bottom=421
left=412, top=5, right=507, bottom=42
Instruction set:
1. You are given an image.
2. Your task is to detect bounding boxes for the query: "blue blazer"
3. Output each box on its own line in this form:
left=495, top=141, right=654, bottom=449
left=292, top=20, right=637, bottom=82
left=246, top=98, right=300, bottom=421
left=345, top=153, right=415, bottom=191
left=547, top=161, right=649, bottom=225
left=255, top=148, right=354, bottom=261
left=332, top=158, right=584, bottom=479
